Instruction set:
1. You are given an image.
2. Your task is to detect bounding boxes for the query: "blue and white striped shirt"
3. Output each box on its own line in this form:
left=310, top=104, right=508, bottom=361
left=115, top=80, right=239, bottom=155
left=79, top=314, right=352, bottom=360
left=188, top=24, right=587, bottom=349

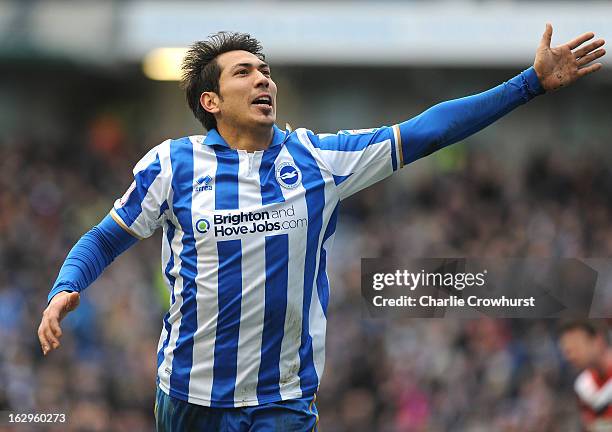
left=111, top=124, right=401, bottom=407
left=106, top=67, right=543, bottom=408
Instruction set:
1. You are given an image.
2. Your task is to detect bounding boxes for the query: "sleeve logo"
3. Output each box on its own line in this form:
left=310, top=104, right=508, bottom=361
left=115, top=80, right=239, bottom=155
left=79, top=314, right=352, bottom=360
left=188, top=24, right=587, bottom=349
left=118, top=181, right=136, bottom=207
left=338, top=128, right=378, bottom=135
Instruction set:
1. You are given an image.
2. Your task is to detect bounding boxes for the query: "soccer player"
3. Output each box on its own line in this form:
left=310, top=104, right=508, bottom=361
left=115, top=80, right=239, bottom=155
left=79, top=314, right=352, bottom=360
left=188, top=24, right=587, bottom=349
left=38, top=26, right=605, bottom=431
left=559, top=320, right=612, bottom=431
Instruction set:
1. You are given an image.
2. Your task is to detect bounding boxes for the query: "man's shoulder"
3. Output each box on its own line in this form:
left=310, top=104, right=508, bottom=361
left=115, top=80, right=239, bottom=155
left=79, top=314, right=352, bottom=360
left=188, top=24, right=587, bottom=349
left=151, top=135, right=210, bottom=155
left=166, top=135, right=205, bottom=146
left=287, top=127, right=319, bottom=146
left=134, top=136, right=196, bottom=168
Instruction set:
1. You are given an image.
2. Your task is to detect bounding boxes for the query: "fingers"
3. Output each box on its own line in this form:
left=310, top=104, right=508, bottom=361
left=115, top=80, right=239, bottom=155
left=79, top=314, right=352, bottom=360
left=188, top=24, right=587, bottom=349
left=567, top=31, right=595, bottom=50
left=44, top=325, right=59, bottom=350
left=540, top=23, right=553, bottom=49
left=577, top=48, right=606, bottom=67
left=37, top=323, right=49, bottom=355
left=38, top=291, right=79, bottom=356
left=49, top=316, right=63, bottom=339
left=577, top=63, right=603, bottom=78
left=574, top=39, right=605, bottom=59
left=38, top=316, right=61, bottom=356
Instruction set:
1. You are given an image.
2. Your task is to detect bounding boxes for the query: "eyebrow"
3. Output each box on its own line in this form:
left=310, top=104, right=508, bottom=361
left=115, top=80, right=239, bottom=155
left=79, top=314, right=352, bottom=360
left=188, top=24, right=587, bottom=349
left=230, top=62, right=270, bottom=72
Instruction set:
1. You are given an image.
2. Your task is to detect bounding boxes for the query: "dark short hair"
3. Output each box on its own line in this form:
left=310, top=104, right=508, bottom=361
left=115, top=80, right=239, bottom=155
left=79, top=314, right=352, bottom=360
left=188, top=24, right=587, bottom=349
left=180, top=31, right=265, bottom=131
left=558, top=319, right=609, bottom=343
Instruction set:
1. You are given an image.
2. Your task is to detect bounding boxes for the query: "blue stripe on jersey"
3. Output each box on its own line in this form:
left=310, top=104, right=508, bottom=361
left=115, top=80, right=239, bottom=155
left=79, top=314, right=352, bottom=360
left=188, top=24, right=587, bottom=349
left=315, top=128, right=391, bottom=152
left=168, top=138, right=199, bottom=399
left=159, top=200, right=169, bottom=218
left=211, top=239, right=242, bottom=406
left=117, top=154, right=161, bottom=225
left=259, top=146, right=285, bottom=204
left=157, top=220, right=177, bottom=372
left=286, top=140, right=327, bottom=394
left=214, top=149, right=240, bottom=210
left=257, top=234, right=289, bottom=402
left=316, top=204, right=338, bottom=317
left=316, top=133, right=370, bottom=151
left=211, top=148, right=242, bottom=406
left=332, top=174, right=352, bottom=186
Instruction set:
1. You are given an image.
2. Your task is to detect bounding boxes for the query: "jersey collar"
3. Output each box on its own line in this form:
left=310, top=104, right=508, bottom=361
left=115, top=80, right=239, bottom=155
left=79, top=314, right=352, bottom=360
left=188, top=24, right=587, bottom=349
left=203, top=124, right=289, bottom=149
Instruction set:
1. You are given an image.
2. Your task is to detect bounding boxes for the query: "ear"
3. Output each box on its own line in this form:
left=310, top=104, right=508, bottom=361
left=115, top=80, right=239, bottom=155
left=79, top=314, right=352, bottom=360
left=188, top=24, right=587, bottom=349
left=200, top=91, right=220, bottom=114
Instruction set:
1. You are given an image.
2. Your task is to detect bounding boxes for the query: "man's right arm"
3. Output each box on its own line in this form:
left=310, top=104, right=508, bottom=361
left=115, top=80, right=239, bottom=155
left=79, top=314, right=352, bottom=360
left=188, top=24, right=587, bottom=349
left=47, top=214, right=139, bottom=302
left=38, top=139, right=171, bottom=356
left=38, top=214, right=138, bottom=355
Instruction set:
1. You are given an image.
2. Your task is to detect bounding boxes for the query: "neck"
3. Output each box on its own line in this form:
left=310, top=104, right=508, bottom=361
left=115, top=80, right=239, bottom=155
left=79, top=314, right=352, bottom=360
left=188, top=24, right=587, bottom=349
left=216, top=121, right=274, bottom=152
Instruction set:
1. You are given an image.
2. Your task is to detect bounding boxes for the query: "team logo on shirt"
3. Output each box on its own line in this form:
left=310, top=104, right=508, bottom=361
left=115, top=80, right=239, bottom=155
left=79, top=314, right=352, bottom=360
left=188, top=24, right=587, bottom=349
left=275, top=162, right=301, bottom=189
left=195, top=218, right=210, bottom=234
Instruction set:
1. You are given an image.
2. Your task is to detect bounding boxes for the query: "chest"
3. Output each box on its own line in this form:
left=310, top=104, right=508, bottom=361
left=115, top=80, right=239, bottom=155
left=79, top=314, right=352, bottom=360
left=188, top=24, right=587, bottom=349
left=169, top=148, right=330, bottom=242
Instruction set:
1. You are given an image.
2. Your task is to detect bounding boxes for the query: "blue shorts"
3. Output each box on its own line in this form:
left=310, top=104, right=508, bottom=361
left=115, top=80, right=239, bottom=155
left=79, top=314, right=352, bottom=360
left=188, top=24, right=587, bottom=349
left=154, top=387, right=319, bottom=432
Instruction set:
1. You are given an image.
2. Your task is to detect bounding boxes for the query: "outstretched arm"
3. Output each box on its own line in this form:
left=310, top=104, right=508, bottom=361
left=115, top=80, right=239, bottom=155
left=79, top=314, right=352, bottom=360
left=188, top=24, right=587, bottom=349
left=37, top=215, right=138, bottom=355
left=396, top=23, right=605, bottom=165
left=299, top=24, right=605, bottom=202
left=38, top=140, right=170, bottom=355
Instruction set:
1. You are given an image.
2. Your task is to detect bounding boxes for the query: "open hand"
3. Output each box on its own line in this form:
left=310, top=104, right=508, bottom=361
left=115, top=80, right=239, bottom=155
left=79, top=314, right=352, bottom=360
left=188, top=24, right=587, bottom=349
left=534, top=23, right=605, bottom=92
left=37, top=291, right=80, bottom=355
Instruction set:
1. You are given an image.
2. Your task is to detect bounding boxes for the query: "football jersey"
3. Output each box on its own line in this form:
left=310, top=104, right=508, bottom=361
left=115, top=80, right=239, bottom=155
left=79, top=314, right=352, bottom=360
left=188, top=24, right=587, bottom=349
left=575, top=365, right=612, bottom=431
left=110, top=124, right=402, bottom=407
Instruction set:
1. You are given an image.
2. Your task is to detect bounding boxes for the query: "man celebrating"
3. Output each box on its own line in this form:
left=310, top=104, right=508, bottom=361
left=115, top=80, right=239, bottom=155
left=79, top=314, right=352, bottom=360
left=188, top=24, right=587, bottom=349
left=560, top=321, right=612, bottom=431
left=39, top=26, right=605, bottom=431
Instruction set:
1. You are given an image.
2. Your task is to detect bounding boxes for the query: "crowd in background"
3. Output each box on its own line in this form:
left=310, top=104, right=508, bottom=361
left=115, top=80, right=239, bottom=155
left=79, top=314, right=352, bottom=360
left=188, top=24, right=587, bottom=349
left=2, top=119, right=611, bottom=432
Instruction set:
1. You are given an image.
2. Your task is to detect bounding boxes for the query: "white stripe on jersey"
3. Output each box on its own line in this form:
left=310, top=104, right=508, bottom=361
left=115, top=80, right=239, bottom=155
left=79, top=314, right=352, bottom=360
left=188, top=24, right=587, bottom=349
left=276, top=145, right=308, bottom=400
left=158, top=224, right=186, bottom=392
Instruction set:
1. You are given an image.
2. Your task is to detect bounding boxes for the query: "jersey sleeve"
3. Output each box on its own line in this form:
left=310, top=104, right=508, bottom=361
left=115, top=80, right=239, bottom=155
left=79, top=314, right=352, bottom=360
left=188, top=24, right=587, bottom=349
left=308, top=67, right=543, bottom=201
left=110, top=140, right=171, bottom=239
left=308, top=126, right=400, bottom=201
left=396, top=67, right=544, bottom=166
left=47, top=214, right=138, bottom=303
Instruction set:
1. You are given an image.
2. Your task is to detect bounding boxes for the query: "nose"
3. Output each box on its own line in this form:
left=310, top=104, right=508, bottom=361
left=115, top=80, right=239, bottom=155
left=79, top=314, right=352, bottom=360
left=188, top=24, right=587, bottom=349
left=254, top=70, right=270, bottom=88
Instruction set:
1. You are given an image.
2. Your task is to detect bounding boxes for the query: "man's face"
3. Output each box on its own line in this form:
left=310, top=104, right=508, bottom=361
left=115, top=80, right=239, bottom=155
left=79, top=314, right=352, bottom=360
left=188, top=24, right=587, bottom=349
left=560, top=329, right=602, bottom=369
left=207, top=50, right=277, bottom=130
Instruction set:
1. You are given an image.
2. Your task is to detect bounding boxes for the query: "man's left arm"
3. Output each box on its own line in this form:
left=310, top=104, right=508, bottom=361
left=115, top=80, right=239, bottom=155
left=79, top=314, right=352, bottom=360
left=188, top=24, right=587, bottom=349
left=307, top=24, right=604, bottom=201
left=398, top=23, right=605, bottom=165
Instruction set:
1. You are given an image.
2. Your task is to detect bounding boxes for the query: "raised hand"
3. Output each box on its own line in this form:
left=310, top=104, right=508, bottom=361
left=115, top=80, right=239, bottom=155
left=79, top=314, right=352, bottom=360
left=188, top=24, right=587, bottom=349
left=534, top=23, right=606, bottom=92
left=37, top=291, right=80, bottom=355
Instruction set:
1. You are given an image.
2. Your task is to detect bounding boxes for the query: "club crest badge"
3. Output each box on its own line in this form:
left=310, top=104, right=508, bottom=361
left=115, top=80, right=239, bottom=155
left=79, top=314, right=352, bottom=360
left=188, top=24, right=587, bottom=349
left=275, top=162, right=302, bottom=189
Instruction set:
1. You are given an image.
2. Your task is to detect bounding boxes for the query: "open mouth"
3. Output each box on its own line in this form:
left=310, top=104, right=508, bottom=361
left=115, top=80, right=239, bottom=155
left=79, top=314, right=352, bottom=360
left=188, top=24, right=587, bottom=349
left=252, top=95, right=273, bottom=107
